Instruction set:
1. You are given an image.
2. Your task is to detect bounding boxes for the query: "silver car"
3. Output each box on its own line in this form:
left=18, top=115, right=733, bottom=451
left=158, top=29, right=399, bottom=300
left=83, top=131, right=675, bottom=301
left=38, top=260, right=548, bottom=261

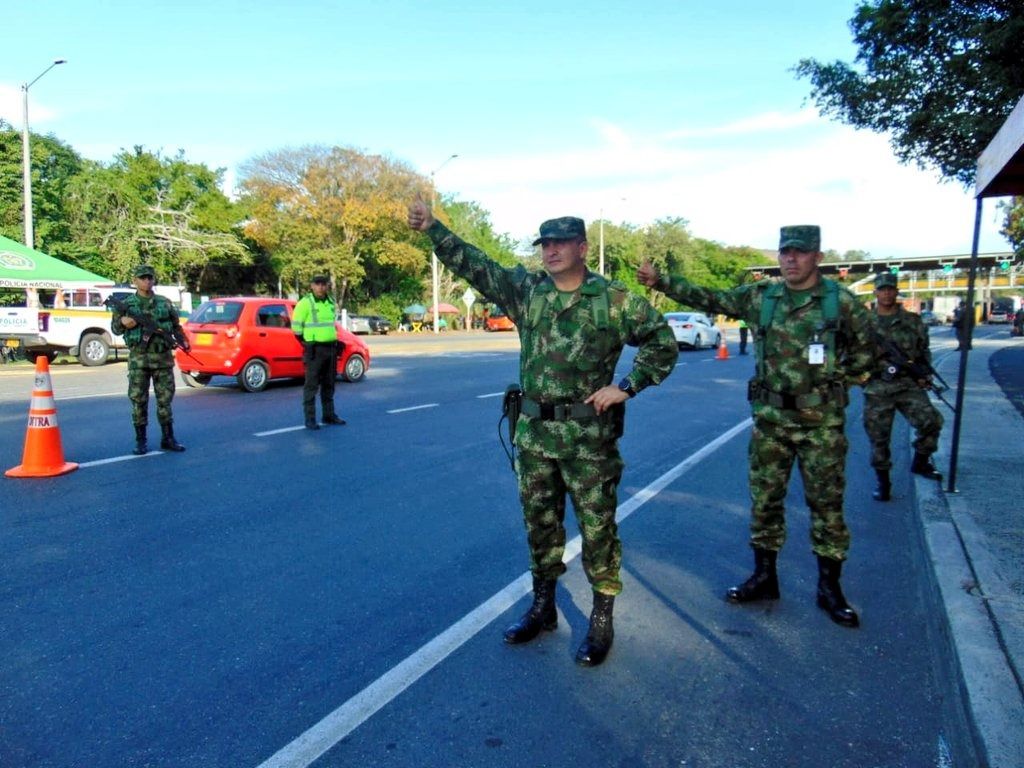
left=664, top=311, right=722, bottom=350
left=346, top=315, right=372, bottom=334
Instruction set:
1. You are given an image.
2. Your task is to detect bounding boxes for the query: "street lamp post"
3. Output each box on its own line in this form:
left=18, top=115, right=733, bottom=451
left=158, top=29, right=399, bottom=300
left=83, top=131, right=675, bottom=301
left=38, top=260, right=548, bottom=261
left=429, top=153, right=458, bottom=335
left=22, top=59, right=66, bottom=248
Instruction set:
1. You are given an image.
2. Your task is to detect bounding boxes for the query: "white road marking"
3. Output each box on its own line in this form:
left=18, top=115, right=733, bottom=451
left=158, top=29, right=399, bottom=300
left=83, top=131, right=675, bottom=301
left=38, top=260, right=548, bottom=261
left=79, top=452, right=164, bottom=467
left=386, top=403, right=439, bottom=414
left=476, top=392, right=504, bottom=399
left=255, top=416, right=753, bottom=768
left=255, top=426, right=306, bottom=436
left=57, top=391, right=124, bottom=400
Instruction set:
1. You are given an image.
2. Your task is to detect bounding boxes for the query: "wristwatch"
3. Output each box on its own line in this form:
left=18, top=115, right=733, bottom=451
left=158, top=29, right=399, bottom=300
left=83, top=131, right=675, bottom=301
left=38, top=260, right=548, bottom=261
left=618, top=377, right=637, bottom=398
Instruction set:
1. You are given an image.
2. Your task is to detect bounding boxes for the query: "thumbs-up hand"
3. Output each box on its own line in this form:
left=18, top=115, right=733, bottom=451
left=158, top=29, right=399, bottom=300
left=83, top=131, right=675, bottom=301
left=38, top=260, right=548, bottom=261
left=637, top=260, right=659, bottom=287
left=408, top=193, right=434, bottom=232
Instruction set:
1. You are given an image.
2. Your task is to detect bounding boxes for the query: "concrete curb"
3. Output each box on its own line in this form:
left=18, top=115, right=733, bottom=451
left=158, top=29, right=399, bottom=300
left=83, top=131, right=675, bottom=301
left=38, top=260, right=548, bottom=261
left=914, top=338, right=1024, bottom=767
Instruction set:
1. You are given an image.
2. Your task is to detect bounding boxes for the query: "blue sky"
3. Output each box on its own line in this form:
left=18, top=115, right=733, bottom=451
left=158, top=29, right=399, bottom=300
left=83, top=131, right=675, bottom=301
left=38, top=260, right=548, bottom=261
left=1, top=0, right=1011, bottom=257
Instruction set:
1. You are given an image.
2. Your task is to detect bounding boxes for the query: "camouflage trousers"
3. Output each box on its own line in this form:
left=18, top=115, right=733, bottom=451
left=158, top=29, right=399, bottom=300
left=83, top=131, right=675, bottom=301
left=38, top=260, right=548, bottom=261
left=515, top=446, right=624, bottom=595
left=863, top=385, right=943, bottom=470
left=128, top=364, right=176, bottom=427
left=748, top=416, right=850, bottom=561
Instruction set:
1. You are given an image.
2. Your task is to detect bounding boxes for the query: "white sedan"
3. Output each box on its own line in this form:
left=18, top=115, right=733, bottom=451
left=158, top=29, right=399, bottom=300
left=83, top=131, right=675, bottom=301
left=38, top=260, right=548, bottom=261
left=664, top=311, right=722, bottom=350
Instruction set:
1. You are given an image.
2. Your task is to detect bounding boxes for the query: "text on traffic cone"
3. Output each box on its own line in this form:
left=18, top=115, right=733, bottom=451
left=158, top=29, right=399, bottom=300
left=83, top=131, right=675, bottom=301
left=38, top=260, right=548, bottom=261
left=5, top=356, right=78, bottom=478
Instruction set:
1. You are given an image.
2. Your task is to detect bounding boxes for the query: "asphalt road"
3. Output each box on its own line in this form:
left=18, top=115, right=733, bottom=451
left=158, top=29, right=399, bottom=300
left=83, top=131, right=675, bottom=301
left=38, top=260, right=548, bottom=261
left=0, top=327, right=985, bottom=767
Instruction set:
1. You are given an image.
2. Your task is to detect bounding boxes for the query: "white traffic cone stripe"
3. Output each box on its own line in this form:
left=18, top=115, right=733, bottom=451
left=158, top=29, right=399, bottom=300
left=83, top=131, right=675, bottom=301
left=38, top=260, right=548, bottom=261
left=30, top=394, right=57, bottom=410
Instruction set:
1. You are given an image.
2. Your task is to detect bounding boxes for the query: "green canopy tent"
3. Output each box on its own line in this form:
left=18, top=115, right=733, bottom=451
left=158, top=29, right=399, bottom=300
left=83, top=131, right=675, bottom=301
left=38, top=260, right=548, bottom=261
left=0, top=235, right=111, bottom=290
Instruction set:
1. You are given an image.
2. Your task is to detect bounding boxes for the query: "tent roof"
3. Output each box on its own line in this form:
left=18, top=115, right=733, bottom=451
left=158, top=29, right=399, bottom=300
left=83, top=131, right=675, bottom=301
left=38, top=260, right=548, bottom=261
left=976, top=93, right=1024, bottom=198
left=0, top=235, right=112, bottom=289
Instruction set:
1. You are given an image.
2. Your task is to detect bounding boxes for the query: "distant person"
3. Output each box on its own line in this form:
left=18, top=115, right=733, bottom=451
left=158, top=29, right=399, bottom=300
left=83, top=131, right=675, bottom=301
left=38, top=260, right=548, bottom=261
left=1013, top=307, right=1024, bottom=337
left=638, top=225, right=876, bottom=628
left=291, top=275, right=346, bottom=430
left=952, top=301, right=972, bottom=350
left=110, top=264, right=186, bottom=455
left=408, top=197, right=678, bottom=666
left=738, top=318, right=749, bottom=355
left=863, top=273, right=943, bottom=502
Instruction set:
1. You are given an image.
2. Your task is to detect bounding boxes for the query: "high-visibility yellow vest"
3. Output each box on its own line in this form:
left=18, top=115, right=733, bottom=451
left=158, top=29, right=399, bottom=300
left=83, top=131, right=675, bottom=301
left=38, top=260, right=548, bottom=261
left=291, top=294, right=338, bottom=343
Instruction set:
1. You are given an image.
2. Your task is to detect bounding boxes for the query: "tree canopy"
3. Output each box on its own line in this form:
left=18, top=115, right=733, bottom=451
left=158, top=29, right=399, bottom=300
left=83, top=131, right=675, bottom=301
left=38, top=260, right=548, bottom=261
left=794, top=0, right=1024, bottom=187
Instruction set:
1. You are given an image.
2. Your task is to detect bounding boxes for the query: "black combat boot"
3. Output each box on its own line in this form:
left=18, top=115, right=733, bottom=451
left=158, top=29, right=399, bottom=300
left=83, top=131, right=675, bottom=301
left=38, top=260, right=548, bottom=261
left=816, top=555, right=860, bottom=628
left=910, top=452, right=942, bottom=480
left=503, top=578, right=557, bottom=644
left=575, top=592, right=615, bottom=667
left=159, top=423, right=186, bottom=452
left=133, top=425, right=148, bottom=456
left=322, top=414, right=347, bottom=425
left=872, top=469, right=891, bottom=501
left=726, top=548, right=779, bottom=603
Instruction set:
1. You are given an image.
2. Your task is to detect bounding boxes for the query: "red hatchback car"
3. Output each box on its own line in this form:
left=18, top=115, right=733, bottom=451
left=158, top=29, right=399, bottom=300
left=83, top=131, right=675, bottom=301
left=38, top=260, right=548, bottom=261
left=174, top=297, right=370, bottom=392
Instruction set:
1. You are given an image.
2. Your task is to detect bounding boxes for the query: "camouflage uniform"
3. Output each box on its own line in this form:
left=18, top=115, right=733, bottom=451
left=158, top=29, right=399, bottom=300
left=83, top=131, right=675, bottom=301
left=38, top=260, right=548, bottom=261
left=111, top=291, right=182, bottom=429
left=653, top=269, right=875, bottom=560
left=425, top=220, right=678, bottom=595
left=863, top=307, right=943, bottom=470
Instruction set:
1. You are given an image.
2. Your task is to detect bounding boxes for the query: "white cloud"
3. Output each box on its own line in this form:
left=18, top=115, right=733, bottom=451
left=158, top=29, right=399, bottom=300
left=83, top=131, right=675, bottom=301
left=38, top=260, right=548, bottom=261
left=0, top=84, right=60, bottom=126
left=662, top=108, right=821, bottom=140
left=438, top=114, right=1010, bottom=258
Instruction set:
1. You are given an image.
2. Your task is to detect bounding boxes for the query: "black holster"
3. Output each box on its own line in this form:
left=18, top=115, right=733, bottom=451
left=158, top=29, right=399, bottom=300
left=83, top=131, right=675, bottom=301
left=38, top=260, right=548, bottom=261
left=502, top=384, right=523, bottom=446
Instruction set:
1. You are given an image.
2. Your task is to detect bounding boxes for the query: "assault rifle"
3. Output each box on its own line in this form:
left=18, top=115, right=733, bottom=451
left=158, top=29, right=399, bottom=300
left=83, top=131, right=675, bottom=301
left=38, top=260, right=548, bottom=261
left=104, top=296, right=205, bottom=366
left=874, top=333, right=956, bottom=413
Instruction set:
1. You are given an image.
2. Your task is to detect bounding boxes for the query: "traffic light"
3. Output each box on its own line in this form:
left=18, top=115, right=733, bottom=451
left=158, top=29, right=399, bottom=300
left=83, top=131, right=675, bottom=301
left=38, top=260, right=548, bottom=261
left=942, top=264, right=954, bottom=274
left=1000, top=260, right=1010, bottom=270
left=889, top=266, right=899, bottom=274
left=838, top=267, right=849, bottom=279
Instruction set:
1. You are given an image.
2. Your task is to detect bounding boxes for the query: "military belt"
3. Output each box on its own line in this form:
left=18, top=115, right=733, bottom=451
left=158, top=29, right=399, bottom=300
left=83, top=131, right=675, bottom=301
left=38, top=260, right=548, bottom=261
left=520, top=397, right=598, bottom=421
left=750, top=383, right=847, bottom=410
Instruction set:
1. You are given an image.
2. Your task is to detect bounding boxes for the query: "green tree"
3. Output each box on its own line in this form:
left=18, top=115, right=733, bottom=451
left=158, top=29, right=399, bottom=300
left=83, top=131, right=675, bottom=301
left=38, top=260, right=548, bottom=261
left=0, top=120, right=84, bottom=253
left=794, top=1, right=1024, bottom=187
left=239, top=145, right=425, bottom=309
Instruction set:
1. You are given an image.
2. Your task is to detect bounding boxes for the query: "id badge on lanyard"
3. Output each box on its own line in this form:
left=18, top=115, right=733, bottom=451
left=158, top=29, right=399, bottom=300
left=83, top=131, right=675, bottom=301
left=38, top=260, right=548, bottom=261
left=808, top=329, right=825, bottom=365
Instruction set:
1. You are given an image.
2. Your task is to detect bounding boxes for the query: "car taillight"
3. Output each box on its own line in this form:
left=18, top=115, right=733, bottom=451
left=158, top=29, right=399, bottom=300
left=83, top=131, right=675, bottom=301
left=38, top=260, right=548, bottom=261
left=682, top=323, right=694, bottom=329
left=224, top=325, right=239, bottom=339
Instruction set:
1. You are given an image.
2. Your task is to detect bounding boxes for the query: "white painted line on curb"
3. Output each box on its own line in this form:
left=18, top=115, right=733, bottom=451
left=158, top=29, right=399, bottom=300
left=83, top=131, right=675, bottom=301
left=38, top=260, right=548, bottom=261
left=387, top=403, right=439, bottom=414
left=255, top=416, right=753, bottom=768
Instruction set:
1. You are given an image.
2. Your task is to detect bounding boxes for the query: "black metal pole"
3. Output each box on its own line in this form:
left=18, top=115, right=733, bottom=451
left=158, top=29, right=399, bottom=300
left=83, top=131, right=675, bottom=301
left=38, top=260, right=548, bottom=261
left=946, top=197, right=983, bottom=492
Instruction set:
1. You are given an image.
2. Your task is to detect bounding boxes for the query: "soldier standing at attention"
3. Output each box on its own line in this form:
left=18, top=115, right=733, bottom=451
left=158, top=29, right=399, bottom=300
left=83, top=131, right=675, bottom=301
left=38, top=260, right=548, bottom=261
left=863, top=272, right=943, bottom=502
left=638, top=226, right=875, bottom=628
left=292, top=275, right=346, bottom=430
left=110, top=264, right=186, bottom=455
left=408, top=197, right=677, bottom=666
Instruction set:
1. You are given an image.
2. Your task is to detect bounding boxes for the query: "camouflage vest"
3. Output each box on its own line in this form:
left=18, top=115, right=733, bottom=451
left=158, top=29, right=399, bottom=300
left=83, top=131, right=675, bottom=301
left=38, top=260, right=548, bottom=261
left=755, top=278, right=841, bottom=381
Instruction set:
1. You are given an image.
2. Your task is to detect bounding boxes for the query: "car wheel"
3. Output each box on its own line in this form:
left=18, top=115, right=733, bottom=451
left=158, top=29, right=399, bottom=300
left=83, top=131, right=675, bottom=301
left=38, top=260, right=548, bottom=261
left=344, top=353, right=366, bottom=382
left=694, top=334, right=702, bottom=349
left=181, top=372, right=213, bottom=388
left=237, top=359, right=269, bottom=392
left=79, top=333, right=110, bottom=366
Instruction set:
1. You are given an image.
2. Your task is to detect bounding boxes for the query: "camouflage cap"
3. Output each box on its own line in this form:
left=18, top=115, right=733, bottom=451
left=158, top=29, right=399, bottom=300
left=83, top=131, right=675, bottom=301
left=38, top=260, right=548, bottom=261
left=310, top=274, right=329, bottom=284
left=532, top=216, right=587, bottom=246
left=778, top=225, right=821, bottom=252
left=874, top=272, right=898, bottom=290
left=133, top=264, right=156, bottom=278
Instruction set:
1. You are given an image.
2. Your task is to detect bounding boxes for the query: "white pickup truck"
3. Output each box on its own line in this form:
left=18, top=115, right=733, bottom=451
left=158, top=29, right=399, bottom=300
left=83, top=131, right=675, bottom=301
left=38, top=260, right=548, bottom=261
left=0, top=286, right=139, bottom=365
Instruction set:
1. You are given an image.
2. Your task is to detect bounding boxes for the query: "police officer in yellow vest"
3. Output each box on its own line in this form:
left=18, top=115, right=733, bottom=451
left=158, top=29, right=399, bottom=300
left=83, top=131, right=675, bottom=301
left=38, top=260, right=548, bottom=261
left=291, top=275, right=346, bottom=430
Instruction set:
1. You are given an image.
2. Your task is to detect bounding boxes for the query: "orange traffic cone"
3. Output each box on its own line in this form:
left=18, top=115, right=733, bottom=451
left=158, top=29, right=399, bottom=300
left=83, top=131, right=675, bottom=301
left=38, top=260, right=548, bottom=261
left=6, top=356, right=78, bottom=478
left=715, top=333, right=730, bottom=360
